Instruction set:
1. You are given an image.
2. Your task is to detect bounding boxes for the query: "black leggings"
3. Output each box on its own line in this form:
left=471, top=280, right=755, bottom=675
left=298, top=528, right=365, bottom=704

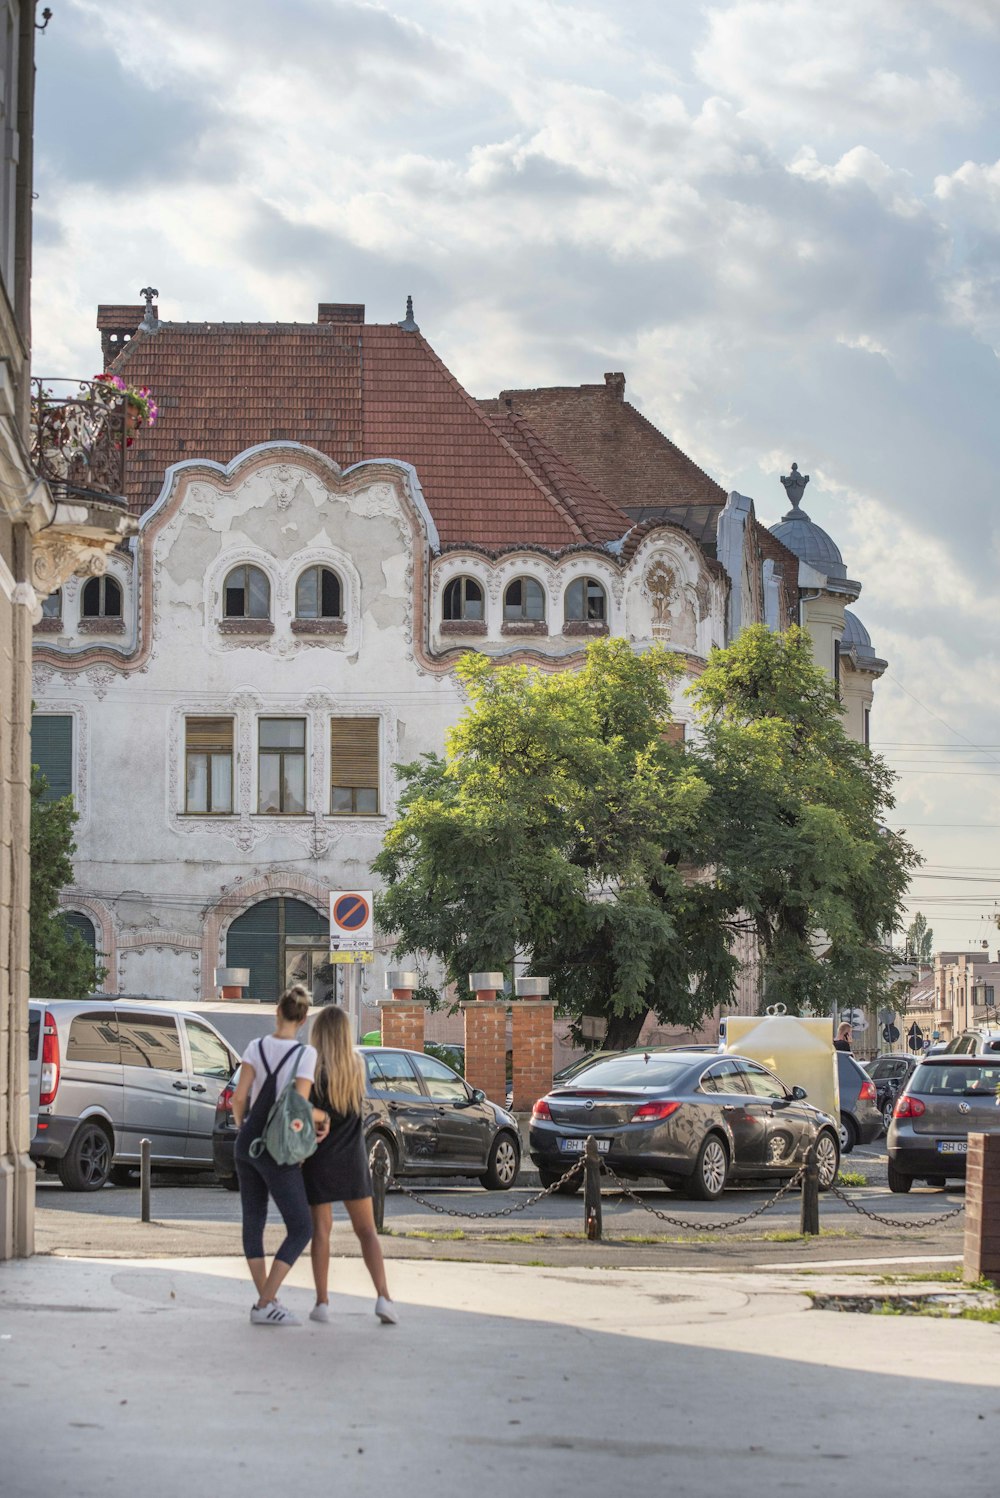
left=236, top=1149, right=313, bottom=1268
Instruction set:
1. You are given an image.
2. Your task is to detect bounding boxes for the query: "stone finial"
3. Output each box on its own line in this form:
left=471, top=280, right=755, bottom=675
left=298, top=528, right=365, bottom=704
left=604, top=371, right=625, bottom=400
left=398, top=294, right=420, bottom=333
left=139, top=286, right=159, bottom=333
left=780, top=462, right=809, bottom=512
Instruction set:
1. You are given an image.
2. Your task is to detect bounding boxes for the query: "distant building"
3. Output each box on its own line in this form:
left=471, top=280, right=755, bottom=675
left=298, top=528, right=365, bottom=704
left=933, top=949, right=1000, bottom=1041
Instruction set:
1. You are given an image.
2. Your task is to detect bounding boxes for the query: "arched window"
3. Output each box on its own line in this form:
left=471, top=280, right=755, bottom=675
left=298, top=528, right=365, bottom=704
left=41, top=589, right=62, bottom=621
left=82, top=576, right=122, bottom=618
left=226, top=895, right=331, bottom=1004
left=443, top=576, right=484, bottom=621
left=503, top=577, right=545, bottom=622
left=224, top=564, right=270, bottom=619
left=565, top=576, right=607, bottom=623
left=295, top=566, right=343, bottom=620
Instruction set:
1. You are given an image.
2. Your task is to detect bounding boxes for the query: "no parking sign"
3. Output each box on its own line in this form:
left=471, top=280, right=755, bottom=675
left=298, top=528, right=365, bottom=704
left=329, top=890, right=374, bottom=955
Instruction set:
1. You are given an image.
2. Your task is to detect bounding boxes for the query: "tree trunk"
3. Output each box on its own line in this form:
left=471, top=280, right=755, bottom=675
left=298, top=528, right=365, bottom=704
left=603, top=1009, right=649, bottom=1050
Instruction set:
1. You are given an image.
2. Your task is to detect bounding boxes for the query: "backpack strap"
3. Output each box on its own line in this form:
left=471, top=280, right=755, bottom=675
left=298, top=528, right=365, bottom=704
left=271, top=1043, right=303, bottom=1086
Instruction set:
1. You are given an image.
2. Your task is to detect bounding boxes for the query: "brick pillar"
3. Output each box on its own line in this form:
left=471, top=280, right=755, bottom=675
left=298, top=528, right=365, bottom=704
left=463, top=1002, right=507, bottom=1103
left=964, top=1132, right=1000, bottom=1285
left=511, top=1002, right=555, bottom=1111
left=380, top=1003, right=427, bottom=1053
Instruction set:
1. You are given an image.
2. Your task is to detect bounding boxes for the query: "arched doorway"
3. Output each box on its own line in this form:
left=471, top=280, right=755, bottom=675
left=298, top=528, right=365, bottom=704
left=225, top=896, right=332, bottom=1004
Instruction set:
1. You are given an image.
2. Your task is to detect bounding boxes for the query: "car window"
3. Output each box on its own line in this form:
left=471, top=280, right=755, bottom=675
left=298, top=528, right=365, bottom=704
left=66, top=1012, right=121, bottom=1065
left=28, top=1010, right=41, bottom=1061
left=739, top=1062, right=787, bottom=1099
left=911, top=1062, right=1000, bottom=1095
left=185, top=1020, right=234, bottom=1078
left=366, top=1052, right=423, bottom=1097
left=561, top=1055, right=692, bottom=1089
left=700, top=1059, right=749, bottom=1095
left=411, top=1053, right=468, bottom=1103
left=118, top=1012, right=184, bottom=1072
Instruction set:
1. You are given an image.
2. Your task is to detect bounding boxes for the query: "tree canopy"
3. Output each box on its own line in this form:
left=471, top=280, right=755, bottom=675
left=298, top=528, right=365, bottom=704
left=374, top=628, right=918, bottom=1046
left=904, top=912, right=934, bottom=964
left=30, top=769, right=102, bottom=1000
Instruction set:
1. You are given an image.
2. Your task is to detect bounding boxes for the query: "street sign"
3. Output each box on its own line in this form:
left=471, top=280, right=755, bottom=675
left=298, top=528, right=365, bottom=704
left=840, top=1008, right=866, bottom=1029
left=878, top=1008, right=895, bottom=1026
left=907, top=1021, right=924, bottom=1053
left=330, top=951, right=375, bottom=965
left=329, top=889, right=374, bottom=955
left=882, top=1023, right=900, bottom=1043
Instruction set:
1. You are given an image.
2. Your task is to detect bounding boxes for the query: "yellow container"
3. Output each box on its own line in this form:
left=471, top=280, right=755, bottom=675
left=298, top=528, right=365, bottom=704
left=724, top=1010, right=840, bottom=1120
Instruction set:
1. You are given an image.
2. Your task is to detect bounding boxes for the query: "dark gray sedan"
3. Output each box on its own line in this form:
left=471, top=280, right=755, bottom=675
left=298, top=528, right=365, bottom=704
left=529, top=1050, right=840, bottom=1200
left=887, top=1055, right=1000, bottom=1191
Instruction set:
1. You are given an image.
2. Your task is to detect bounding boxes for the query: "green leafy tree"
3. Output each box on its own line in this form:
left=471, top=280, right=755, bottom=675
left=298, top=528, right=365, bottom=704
left=29, top=768, right=102, bottom=999
left=904, top=912, right=934, bottom=964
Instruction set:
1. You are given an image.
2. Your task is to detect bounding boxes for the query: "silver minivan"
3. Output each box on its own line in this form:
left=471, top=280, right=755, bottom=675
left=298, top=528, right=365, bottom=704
left=29, top=999, right=239, bottom=1190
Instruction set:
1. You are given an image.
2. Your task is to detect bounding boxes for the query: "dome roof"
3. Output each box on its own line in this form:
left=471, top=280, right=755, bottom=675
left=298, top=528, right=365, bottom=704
left=842, top=610, right=872, bottom=651
left=769, top=507, right=847, bottom=581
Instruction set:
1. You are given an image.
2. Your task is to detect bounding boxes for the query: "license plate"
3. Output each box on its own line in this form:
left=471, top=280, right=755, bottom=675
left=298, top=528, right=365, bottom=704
left=560, top=1137, right=610, bottom=1154
left=937, top=1141, right=967, bottom=1155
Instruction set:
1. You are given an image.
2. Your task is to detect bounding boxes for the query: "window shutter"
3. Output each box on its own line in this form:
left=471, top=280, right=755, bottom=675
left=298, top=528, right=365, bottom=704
left=330, top=717, right=379, bottom=789
left=186, top=717, right=234, bottom=753
left=31, top=715, right=73, bottom=801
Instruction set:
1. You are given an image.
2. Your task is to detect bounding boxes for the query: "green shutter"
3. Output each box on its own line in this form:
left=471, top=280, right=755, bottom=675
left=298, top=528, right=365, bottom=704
left=31, top=715, right=73, bottom=802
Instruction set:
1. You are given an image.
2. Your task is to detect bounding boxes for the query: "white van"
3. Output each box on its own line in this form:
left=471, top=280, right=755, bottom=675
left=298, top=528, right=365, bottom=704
left=29, top=999, right=239, bottom=1190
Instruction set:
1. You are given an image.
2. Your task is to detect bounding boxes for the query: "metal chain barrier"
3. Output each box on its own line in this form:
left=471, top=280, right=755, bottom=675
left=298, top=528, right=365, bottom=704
left=826, top=1182, right=965, bottom=1230
left=387, top=1156, right=586, bottom=1220
left=600, top=1160, right=807, bottom=1233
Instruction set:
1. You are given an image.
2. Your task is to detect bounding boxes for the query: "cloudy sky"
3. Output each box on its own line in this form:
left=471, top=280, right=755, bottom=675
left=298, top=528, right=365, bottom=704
left=31, top=0, right=1000, bottom=954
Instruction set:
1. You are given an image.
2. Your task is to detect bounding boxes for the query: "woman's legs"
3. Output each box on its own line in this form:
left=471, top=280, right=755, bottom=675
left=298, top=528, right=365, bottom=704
left=236, top=1155, right=269, bottom=1296
left=309, top=1202, right=333, bottom=1303
left=249, top=1156, right=314, bottom=1307
left=344, top=1197, right=390, bottom=1300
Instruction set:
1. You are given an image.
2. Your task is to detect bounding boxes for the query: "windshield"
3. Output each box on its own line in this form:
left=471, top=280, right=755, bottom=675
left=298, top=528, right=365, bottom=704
left=559, top=1055, right=691, bottom=1090
left=911, top=1062, right=1000, bottom=1096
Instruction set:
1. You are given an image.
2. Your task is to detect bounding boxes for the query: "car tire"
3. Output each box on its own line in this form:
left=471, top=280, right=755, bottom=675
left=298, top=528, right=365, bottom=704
left=109, top=1164, right=137, bottom=1187
left=815, top=1129, right=840, bottom=1192
left=925, top=1175, right=947, bottom=1189
left=882, top=1100, right=894, bottom=1133
left=57, top=1121, right=113, bottom=1191
left=887, top=1161, right=912, bottom=1194
left=479, top=1131, right=520, bottom=1191
left=367, top=1131, right=397, bottom=1190
left=539, top=1165, right=582, bottom=1195
left=684, top=1133, right=729, bottom=1201
left=839, top=1116, right=857, bottom=1155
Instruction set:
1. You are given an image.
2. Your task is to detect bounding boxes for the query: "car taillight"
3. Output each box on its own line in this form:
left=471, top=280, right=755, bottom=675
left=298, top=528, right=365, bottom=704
left=893, top=1094, right=925, bottom=1119
left=217, top=1085, right=234, bottom=1116
left=859, top=1080, right=877, bottom=1102
left=39, top=1011, right=60, bottom=1106
left=531, top=1099, right=552, bottom=1121
left=631, top=1101, right=681, bottom=1122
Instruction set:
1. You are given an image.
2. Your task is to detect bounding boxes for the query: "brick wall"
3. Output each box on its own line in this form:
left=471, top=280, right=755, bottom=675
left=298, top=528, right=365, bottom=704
left=463, top=1003, right=507, bottom=1103
left=964, top=1132, right=1000, bottom=1286
left=511, top=1001, right=555, bottom=1111
left=380, top=1002, right=427, bottom=1055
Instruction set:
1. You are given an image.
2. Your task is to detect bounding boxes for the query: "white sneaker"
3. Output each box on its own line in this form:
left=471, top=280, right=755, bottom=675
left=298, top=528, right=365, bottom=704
left=309, top=1302, right=331, bottom=1323
left=375, top=1295, right=398, bottom=1325
left=250, top=1301, right=301, bottom=1327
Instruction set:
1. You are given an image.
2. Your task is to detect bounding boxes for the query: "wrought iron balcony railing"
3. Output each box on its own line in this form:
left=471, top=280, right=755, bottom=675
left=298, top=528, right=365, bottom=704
left=30, top=377, right=130, bottom=505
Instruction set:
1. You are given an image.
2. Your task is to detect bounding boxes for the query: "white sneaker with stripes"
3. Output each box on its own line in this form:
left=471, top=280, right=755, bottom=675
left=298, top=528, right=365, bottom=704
left=250, top=1300, right=301, bottom=1327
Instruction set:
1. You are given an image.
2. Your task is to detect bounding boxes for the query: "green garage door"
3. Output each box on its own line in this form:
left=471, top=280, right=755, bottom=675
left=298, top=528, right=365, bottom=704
left=225, top=897, right=328, bottom=1003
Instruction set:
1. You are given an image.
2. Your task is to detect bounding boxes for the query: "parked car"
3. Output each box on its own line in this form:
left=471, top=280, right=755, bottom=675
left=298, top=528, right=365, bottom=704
left=29, top=999, right=240, bottom=1191
left=214, top=1045, right=520, bottom=1192
left=864, top=1054, right=921, bottom=1132
left=887, top=1055, right=1000, bottom=1191
left=553, top=1050, right=621, bottom=1084
left=528, top=1049, right=840, bottom=1200
left=836, top=1050, right=882, bottom=1153
left=941, top=1029, right=1000, bottom=1057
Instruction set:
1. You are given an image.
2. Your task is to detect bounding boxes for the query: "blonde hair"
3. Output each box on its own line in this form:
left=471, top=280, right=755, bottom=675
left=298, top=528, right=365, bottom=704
left=277, top=983, right=310, bottom=1025
left=311, top=1004, right=365, bottom=1116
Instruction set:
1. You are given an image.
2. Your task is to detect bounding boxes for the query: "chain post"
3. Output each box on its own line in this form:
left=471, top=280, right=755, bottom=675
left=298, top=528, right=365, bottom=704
left=371, top=1145, right=388, bottom=1234
left=140, top=1138, right=151, bottom=1224
left=799, top=1139, right=820, bottom=1236
left=584, top=1135, right=603, bottom=1240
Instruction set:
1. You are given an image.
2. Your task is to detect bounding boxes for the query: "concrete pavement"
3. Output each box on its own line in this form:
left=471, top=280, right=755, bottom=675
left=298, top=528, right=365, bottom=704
left=1, top=1250, right=997, bottom=1497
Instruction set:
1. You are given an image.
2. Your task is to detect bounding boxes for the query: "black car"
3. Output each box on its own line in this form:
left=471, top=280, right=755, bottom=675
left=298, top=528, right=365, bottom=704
left=529, top=1050, right=840, bottom=1200
left=836, top=1051, right=883, bottom=1153
left=213, top=1045, right=520, bottom=1191
left=864, top=1054, right=921, bottom=1132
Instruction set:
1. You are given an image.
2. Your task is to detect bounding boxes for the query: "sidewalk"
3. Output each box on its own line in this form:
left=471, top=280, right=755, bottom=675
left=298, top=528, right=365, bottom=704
left=1, top=1250, right=996, bottom=1497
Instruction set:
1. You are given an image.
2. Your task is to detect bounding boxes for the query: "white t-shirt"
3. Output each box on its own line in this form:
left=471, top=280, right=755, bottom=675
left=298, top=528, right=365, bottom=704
left=242, top=1034, right=317, bottom=1109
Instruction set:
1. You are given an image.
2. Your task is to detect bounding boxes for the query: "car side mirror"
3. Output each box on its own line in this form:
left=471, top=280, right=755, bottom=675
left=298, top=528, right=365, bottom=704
left=790, top=1085, right=808, bottom=1101
left=471, top=1088, right=486, bottom=1104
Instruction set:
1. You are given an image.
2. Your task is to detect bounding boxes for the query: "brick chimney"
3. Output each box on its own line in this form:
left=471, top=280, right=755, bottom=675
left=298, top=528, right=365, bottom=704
left=604, top=371, right=626, bottom=401
left=317, top=303, right=365, bottom=324
left=97, top=304, right=148, bottom=369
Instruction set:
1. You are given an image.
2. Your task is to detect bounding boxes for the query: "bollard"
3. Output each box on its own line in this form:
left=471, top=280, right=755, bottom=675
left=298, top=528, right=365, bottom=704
left=140, top=1137, right=151, bottom=1224
left=371, top=1144, right=388, bottom=1235
left=584, top=1134, right=603, bottom=1241
left=799, top=1138, right=820, bottom=1236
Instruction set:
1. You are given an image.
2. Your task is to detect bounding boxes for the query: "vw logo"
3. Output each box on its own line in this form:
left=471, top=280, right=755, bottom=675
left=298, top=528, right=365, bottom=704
left=584, top=1099, right=595, bottom=1111
left=959, top=1102, right=971, bottom=1114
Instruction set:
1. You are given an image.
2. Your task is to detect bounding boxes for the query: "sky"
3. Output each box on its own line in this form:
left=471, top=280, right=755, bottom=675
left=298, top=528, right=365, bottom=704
left=30, top=0, right=1000, bottom=953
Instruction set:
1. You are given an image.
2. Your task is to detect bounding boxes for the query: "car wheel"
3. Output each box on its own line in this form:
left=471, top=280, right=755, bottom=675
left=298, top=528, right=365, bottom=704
left=839, top=1116, right=857, bottom=1155
left=109, top=1164, right=137, bottom=1187
left=367, top=1132, right=396, bottom=1190
left=887, top=1161, right=912, bottom=1194
left=925, top=1175, right=947, bottom=1189
left=479, top=1131, right=520, bottom=1191
left=815, top=1130, right=840, bottom=1191
left=539, top=1165, right=582, bottom=1195
left=57, top=1122, right=113, bottom=1191
left=684, top=1133, right=729, bottom=1201
left=882, top=1100, right=895, bottom=1133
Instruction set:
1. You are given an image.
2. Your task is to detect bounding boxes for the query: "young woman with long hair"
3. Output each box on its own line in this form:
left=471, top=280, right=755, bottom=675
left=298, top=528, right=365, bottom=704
left=303, top=1004, right=396, bottom=1325
left=231, top=983, right=329, bottom=1327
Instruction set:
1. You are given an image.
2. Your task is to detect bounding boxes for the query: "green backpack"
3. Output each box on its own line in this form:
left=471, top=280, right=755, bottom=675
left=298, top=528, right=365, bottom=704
left=249, top=1044, right=318, bottom=1166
